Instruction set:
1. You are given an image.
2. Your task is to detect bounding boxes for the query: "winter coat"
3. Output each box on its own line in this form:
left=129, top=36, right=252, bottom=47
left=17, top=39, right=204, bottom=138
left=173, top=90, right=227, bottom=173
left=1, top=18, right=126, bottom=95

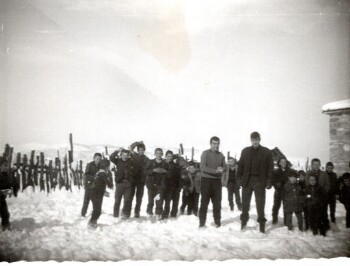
left=84, top=161, right=100, bottom=189
left=326, top=171, right=338, bottom=196
left=163, top=161, right=181, bottom=191
left=130, top=152, right=149, bottom=184
left=272, top=167, right=298, bottom=189
left=110, top=151, right=137, bottom=185
left=305, top=170, right=330, bottom=193
left=0, top=171, right=16, bottom=198
left=93, top=170, right=113, bottom=196
left=304, top=185, right=327, bottom=208
left=182, top=172, right=201, bottom=195
left=237, top=145, right=274, bottom=188
left=339, top=183, right=350, bottom=205
left=222, top=168, right=239, bottom=187
left=144, top=159, right=168, bottom=190
left=283, top=182, right=304, bottom=213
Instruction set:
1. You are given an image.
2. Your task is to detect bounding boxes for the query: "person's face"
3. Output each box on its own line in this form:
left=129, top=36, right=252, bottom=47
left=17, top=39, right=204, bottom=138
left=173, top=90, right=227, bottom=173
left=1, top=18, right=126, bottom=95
left=121, top=152, right=128, bottom=161
left=165, top=153, right=173, bottom=163
left=155, top=150, right=163, bottom=160
left=94, top=156, right=102, bottom=165
left=344, top=178, right=350, bottom=187
left=279, top=159, right=287, bottom=169
left=210, top=140, right=220, bottom=151
left=309, top=176, right=317, bottom=186
left=0, top=162, right=8, bottom=172
left=311, top=161, right=321, bottom=171
left=289, top=176, right=297, bottom=184
left=326, top=165, right=334, bottom=173
left=251, top=138, right=260, bottom=148
left=138, top=147, right=145, bottom=156
left=188, top=165, right=196, bottom=174
left=228, top=159, right=236, bottom=167
left=299, top=174, right=305, bottom=182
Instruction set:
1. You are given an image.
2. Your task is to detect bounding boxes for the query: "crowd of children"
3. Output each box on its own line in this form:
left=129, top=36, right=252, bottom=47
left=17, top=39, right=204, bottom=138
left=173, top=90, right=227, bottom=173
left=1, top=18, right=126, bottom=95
left=0, top=141, right=350, bottom=235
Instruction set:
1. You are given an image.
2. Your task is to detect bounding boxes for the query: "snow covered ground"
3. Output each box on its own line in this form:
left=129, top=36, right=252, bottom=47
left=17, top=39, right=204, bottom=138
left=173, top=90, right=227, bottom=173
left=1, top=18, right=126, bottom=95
left=1, top=187, right=349, bottom=262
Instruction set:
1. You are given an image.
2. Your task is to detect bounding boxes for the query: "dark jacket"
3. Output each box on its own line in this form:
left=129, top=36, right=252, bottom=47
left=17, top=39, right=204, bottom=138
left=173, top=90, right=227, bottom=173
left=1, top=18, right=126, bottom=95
left=93, top=170, right=113, bottom=196
left=182, top=171, right=201, bottom=195
left=0, top=171, right=13, bottom=191
left=237, top=145, right=274, bottom=188
left=144, top=159, right=168, bottom=189
left=222, top=168, right=239, bottom=187
left=304, top=185, right=327, bottom=208
left=110, top=151, right=137, bottom=185
left=305, top=170, right=330, bottom=193
left=84, top=161, right=100, bottom=189
left=0, top=171, right=17, bottom=198
left=283, top=182, right=304, bottom=213
left=272, top=167, right=297, bottom=189
left=326, top=171, right=338, bottom=196
left=339, top=183, right=350, bottom=205
left=163, top=161, right=182, bottom=191
left=130, top=152, right=149, bottom=184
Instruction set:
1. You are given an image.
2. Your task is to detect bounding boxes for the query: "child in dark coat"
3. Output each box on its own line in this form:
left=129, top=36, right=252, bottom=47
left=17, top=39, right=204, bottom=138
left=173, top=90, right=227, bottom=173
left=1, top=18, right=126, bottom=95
left=297, top=170, right=308, bottom=230
left=89, top=159, right=113, bottom=228
left=283, top=174, right=304, bottom=231
left=304, top=175, right=328, bottom=236
left=180, top=162, right=201, bottom=216
left=338, top=172, right=350, bottom=228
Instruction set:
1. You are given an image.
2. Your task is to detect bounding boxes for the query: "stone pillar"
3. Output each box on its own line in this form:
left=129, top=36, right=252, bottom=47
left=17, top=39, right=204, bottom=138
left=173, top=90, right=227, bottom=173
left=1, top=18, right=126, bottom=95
left=328, top=110, right=350, bottom=176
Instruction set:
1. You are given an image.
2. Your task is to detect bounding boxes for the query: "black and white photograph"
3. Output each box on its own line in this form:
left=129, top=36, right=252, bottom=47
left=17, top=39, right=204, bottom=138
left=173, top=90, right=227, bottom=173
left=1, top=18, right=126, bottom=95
left=0, top=0, right=350, bottom=263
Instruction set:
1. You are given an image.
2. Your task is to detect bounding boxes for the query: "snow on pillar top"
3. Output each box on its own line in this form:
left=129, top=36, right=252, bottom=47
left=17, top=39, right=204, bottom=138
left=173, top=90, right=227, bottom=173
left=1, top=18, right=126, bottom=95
left=322, top=99, right=350, bottom=114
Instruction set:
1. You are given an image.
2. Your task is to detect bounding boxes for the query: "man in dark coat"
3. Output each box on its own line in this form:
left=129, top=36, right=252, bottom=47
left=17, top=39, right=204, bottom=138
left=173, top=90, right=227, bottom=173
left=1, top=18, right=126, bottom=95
left=110, top=149, right=137, bottom=219
left=81, top=153, right=102, bottom=217
left=271, top=158, right=297, bottom=225
left=325, top=162, right=338, bottom=223
left=129, top=141, right=150, bottom=218
left=199, top=136, right=226, bottom=228
left=237, top=132, right=274, bottom=233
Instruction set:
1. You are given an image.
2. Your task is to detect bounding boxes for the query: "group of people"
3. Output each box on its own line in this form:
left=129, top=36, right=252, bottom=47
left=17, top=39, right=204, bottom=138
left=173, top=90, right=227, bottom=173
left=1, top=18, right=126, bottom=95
left=78, top=132, right=350, bottom=235
left=1, top=132, right=350, bottom=236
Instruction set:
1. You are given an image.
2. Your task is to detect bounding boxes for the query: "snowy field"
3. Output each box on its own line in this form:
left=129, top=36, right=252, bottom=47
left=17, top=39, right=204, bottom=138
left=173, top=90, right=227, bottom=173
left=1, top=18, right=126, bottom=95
left=0, top=187, right=349, bottom=262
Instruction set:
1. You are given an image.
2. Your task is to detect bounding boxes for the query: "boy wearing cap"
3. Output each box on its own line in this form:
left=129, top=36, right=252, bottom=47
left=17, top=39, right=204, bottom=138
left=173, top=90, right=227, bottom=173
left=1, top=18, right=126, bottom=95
left=0, top=157, right=15, bottom=231
left=89, top=159, right=113, bottom=228
left=283, top=174, right=304, bottom=231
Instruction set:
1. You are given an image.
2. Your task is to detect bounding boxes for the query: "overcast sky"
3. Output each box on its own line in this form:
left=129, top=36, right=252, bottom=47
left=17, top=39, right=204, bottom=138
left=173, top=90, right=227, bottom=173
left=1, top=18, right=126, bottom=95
left=1, top=0, right=349, bottom=162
